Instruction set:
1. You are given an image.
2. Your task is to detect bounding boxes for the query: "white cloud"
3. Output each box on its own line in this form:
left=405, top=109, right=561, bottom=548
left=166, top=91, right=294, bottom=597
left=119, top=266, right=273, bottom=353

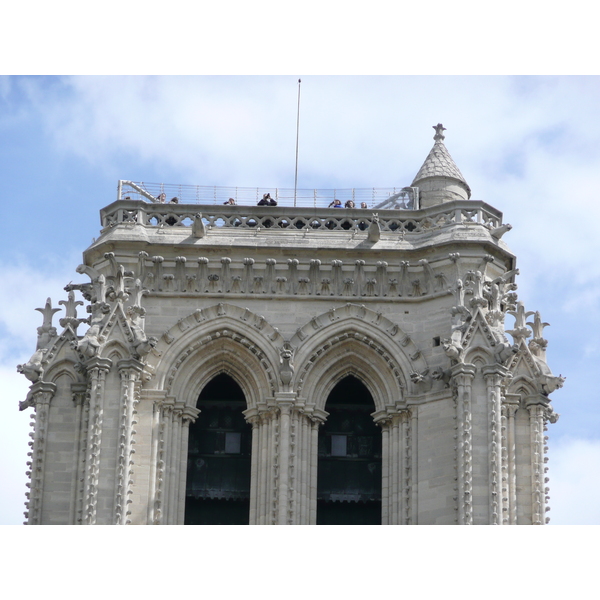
left=1, top=75, right=598, bottom=526
left=0, top=254, right=85, bottom=361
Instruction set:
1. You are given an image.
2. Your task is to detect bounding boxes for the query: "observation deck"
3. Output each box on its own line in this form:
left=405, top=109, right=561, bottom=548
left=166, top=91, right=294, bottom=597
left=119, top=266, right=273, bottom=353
left=102, top=181, right=504, bottom=235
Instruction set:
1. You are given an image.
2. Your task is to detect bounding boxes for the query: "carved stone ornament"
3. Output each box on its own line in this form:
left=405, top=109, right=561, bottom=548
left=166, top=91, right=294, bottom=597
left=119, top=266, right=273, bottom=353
left=279, top=342, right=295, bottom=388
left=17, top=348, right=48, bottom=383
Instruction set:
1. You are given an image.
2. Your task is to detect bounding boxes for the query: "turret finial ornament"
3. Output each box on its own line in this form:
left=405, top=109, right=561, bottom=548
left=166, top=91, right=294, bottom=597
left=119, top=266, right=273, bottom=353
left=433, top=123, right=446, bottom=142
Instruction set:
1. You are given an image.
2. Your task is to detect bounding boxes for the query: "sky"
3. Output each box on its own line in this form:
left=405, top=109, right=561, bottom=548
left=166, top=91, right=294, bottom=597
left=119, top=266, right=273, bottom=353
left=2, top=74, right=599, bottom=531
left=1, top=5, right=598, bottom=596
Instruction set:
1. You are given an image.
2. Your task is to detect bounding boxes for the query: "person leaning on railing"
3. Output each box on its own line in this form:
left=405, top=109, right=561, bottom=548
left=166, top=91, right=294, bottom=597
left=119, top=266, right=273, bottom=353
left=358, top=202, right=368, bottom=230
left=328, top=199, right=342, bottom=208
left=345, top=200, right=355, bottom=208
left=257, top=193, right=277, bottom=206
left=165, top=197, right=179, bottom=226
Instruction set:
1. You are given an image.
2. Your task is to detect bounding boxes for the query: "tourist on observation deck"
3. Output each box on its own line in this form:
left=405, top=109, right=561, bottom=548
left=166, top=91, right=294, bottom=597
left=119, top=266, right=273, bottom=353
left=258, top=193, right=277, bottom=206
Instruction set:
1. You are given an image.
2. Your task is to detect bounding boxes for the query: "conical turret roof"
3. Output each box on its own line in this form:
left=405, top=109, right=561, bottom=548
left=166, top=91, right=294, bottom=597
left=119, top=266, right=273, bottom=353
left=411, top=124, right=471, bottom=198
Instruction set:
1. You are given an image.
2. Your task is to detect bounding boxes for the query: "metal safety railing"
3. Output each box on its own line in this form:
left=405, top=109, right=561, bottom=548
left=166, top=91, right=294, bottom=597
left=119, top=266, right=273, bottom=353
left=117, top=180, right=419, bottom=210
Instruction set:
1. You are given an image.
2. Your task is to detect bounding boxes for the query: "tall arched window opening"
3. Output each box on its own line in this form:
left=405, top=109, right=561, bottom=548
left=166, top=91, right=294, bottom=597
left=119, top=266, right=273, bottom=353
left=317, top=375, right=382, bottom=524
left=184, top=373, right=251, bottom=524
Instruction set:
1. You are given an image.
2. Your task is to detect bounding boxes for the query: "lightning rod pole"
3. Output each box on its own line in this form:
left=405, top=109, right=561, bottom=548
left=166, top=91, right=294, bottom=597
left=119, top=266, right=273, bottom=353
left=294, top=78, right=301, bottom=207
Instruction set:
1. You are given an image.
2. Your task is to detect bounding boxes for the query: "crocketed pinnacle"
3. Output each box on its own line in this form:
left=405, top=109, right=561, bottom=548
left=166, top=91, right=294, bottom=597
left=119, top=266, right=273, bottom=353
left=411, top=124, right=471, bottom=197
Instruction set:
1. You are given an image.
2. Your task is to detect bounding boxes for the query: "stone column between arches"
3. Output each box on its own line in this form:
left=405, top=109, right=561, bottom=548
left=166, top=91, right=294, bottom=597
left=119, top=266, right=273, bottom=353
left=147, top=394, right=199, bottom=525
left=148, top=385, right=416, bottom=524
left=148, top=393, right=423, bottom=525
left=244, top=395, right=324, bottom=525
left=379, top=408, right=417, bottom=525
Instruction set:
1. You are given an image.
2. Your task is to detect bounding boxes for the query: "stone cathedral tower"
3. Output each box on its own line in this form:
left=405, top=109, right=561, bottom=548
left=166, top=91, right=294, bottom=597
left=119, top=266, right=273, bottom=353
left=18, top=125, right=563, bottom=525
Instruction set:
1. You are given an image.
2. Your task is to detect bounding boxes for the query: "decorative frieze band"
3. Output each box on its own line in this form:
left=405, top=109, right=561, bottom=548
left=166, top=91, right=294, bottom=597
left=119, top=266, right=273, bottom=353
left=137, top=255, right=460, bottom=301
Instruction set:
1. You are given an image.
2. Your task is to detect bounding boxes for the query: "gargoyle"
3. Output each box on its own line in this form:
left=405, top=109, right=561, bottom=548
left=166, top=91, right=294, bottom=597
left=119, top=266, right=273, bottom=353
left=490, top=223, right=512, bottom=239
left=134, top=335, right=158, bottom=358
left=17, top=348, right=47, bottom=383
left=73, top=323, right=102, bottom=358
left=130, top=319, right=157, bottom=358
left=493, top=341, right=518, bottom=364
left=442, top=338, right=463, bottom=363
left=539, top=374, right=565, bottom=396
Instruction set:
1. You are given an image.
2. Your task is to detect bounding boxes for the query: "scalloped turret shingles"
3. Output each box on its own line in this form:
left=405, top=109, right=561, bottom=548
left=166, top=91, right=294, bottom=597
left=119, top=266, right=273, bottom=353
left=411, top=124, right=471, bottom=202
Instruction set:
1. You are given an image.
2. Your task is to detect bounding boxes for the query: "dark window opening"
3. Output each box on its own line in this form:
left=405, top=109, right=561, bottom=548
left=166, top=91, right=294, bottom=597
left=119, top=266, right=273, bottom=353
left=184, top=373, right=251, bottom=525
left=317, top=375, right=382, bottom=525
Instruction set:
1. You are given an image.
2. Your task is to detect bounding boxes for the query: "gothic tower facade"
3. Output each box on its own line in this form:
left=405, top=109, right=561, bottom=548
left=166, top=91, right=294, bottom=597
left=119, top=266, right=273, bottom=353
left=18, top=125, right=563, bottom=525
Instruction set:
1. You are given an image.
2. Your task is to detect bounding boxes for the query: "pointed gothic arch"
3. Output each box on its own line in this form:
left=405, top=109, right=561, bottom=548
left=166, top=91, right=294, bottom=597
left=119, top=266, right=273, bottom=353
left=294, top=325, right=409, bottom=413
left=185, top=373, right=252, bottom=525
left=146, top=304, right=282, bottom=407
left=289, top=304, right=425, bottom=401
left=43, top=359, right=82, bottom=385
left=317, top=374, right=382, bottom=524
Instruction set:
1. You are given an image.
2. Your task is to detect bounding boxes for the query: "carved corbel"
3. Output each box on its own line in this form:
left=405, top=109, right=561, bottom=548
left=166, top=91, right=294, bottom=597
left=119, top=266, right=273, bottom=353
left=376, top=261, right=388, bottom=297
left=151, top=256, right=164, bottom=292
left=419, top=259, right=436, bottom=295
left=195, top=257, right=208, bottom=293
left=354, top=260, right=365, bottom=296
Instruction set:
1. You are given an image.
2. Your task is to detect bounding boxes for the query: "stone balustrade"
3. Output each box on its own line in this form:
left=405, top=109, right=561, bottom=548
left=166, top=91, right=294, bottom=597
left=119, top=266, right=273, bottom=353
left=100, top=199, right=503, bottom=233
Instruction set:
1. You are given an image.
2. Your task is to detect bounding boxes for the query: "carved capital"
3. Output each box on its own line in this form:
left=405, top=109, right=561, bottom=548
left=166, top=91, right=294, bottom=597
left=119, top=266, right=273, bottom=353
left=177, top=405, right=198, bottom=424
left=71, top=382, right=88, bottom=405
left=117, top=358, right=145, bottom=380
left=30, top=381, right=58, bottom=407
left=482, top=364, right=509, bottom=385
left=451, top=362, right=476, bottom=381
left=83, top=356, right=113, bottom=373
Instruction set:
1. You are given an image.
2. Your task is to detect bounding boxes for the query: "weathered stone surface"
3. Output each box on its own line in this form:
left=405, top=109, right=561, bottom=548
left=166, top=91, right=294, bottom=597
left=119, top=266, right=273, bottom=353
left=18, top=128, right=562, bottom=525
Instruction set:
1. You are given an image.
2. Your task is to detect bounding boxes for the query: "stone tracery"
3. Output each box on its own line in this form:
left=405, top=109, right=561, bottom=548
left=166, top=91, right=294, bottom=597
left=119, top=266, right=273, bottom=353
left=17, top=126, right=563, bottom=525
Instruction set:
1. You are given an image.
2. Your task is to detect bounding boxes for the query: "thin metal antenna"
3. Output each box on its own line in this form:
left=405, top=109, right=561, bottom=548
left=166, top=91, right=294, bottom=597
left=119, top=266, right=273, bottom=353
left=294, top=78, right=301, bottom=207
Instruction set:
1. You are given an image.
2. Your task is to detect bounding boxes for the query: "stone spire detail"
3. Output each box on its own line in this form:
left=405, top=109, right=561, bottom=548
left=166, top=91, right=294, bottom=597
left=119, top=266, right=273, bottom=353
left=412, top=124, right=472, bottom=208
